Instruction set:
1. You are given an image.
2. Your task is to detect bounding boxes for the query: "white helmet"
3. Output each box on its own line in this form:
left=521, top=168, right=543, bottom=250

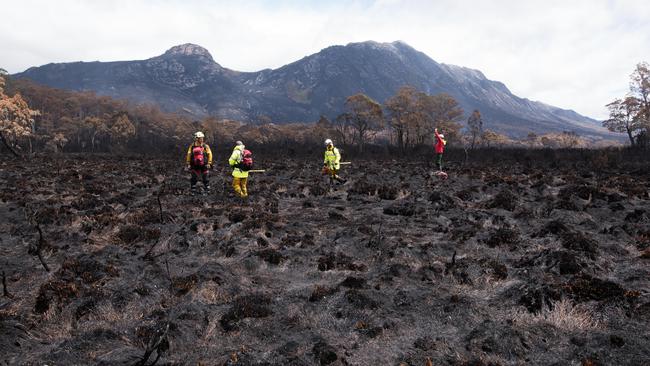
left=324, top=138, right=333, bottom=146
left=194, top=131, right=205, bottom=139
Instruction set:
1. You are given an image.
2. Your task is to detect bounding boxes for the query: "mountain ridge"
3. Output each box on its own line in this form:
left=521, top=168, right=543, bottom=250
left=15, top=40, right=612, bottom=139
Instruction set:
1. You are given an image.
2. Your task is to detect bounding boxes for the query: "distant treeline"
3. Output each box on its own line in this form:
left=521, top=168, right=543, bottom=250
left=1, top=69, right=644, bottom=157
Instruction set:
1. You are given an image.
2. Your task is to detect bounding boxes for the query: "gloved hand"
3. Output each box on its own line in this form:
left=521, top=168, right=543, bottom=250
left=206, top=164, right=212, bottom=170
left=186, top=165, right=191, bottom=171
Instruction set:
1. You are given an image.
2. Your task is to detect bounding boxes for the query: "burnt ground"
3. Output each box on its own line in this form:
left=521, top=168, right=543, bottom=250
left=1, top=152, right=649, bottom=365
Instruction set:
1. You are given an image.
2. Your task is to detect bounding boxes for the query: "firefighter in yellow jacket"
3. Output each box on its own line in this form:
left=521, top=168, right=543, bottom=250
left=228, top=141, right=249, bottom=197
left=323, top=138, right=345, bottom=183
left=185, top=131, right=213, bottom=194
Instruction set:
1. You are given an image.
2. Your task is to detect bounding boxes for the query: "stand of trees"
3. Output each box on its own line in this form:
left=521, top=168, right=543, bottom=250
left=1, top=72, right=622, bottom=157
left=2, top=76, right=472, bottom=155
left=383, top=86, right=463, bottom=152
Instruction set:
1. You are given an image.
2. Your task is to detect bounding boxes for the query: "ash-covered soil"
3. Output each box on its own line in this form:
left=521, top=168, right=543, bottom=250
left=1, top=152, right=649, bottom=365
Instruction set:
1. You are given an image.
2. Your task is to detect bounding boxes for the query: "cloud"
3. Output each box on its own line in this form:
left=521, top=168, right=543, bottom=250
left=0, top=0, right=648, bottom=119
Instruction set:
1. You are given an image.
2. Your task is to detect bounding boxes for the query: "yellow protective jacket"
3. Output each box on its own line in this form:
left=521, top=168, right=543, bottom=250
left=229, top=145, right=249, bottom=178
left=324, top=146, right=341, bottom=170
left=185, top=143, right=213, bottom=166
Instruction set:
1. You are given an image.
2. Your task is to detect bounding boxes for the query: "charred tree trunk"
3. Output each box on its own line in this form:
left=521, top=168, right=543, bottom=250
left=0, top=131, right=20, bottom=157
left=25, top=207, right=50, bottom=272
left=626, top=126, right=635, bottom=147
left=2, top=271, right=12, bottom=298
left=34, top=224, right=50, bottom=272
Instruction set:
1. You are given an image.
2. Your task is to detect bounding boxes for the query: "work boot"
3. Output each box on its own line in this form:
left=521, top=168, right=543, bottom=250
left=190, top=185, right=199, bottom=196
left=204, top=185, right=211, bottom=194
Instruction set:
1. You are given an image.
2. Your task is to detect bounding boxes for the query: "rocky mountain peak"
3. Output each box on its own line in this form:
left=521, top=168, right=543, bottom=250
left=163, top=43, right=214, bottom=61
left=345, top=40, right=414, bottom=55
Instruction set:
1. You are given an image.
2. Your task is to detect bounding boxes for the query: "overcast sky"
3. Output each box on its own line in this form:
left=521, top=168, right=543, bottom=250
left=1, top=0, right=649, bottom=120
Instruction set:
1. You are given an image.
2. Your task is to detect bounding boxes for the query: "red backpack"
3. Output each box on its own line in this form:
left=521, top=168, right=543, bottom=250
left=191, top=145, right=206, bottom=167
left=240, top=149, right=253, bottom=171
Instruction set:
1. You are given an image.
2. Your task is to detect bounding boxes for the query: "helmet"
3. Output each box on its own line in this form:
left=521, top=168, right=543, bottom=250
left=324, top=138, right=333, bottom=146
left=194, top=131, right=205, bottom=139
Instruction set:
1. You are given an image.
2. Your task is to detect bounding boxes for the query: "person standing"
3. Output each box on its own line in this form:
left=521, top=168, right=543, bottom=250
left=185, top=131, right=213, bottom=195
left=323, top=138, right=345, bottom=184
left=434, top=128, right=447, bottom=171
left=229, top=141, right=249, bottom=198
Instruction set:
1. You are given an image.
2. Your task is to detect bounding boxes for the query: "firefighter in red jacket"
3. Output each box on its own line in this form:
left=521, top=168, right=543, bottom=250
left=434, top=128, right=447, bottom=171
left=185, top=131, right=213, bottom=194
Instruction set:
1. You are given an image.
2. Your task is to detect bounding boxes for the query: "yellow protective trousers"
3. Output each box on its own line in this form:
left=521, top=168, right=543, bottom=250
left=232, top=177, right=248, bottom=197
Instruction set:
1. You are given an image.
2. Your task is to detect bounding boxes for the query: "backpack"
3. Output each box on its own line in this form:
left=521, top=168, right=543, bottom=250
left=191, top=145, right=206, bottom=167
left=240, top=149, right=253, bottom=171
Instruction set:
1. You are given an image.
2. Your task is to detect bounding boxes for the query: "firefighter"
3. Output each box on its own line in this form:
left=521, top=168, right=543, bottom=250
left=434, top=128, right=447, bottom=171
left=323, top=138, right=345, bottom=184
left=228, top=141, right=250, bottom=198
left=185, top=131, right=213, bottom=194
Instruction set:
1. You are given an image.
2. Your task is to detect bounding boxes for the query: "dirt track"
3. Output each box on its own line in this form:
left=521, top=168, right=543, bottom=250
left=1, top=152, right=649, bottom=365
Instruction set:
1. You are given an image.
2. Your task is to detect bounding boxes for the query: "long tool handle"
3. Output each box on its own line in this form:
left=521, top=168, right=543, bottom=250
left=247, top=169, right=267, bottom=173
left=339, top=162, right=352, bottom=165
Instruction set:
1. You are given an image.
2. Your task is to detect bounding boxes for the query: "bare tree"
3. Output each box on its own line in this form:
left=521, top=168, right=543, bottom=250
left=83, top=116, right=109, bottom=151
left=605, top=62, right=650, bottom=147
left=631, top=62, right=650, bottom=144
left=311, top=115, right=334, bottom=145
left=631, top=62, right=650, bottom=123
left=603, top=97, right=641, bottom=146
left=344, top=94, right=384, bottom=152
left=420, top=93, right=464, bottom=144
left=385, top=86, right=419, bottom=152
left=467, top=109, right=483, bottom=150
left=333, top=112, right=352, bottom=146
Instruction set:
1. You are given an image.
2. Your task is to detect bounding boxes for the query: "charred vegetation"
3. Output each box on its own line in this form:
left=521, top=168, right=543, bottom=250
left=0, top=149, right=649, bottom=365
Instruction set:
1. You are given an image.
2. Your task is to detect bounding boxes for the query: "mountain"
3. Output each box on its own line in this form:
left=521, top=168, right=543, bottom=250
left=15, top=41, right=611, bottom=139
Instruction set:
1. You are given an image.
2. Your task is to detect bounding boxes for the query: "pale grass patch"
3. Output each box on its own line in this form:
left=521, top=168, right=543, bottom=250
left=86, top=231, right=119, bottom=252
left=464, top=277, right=522, bottom=301
left=39, top=307, right=75, bottom=342
left=285, top=303, right=303, bottom=324
left=286, top=305, right=345, bottom=331
left=193, top=282, right=233, bottom=305
left=83, top=302, right=145, bottom=329
left=512, top=299, right=599, bottom=331
left=202, top=314, right=222, bottom=343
